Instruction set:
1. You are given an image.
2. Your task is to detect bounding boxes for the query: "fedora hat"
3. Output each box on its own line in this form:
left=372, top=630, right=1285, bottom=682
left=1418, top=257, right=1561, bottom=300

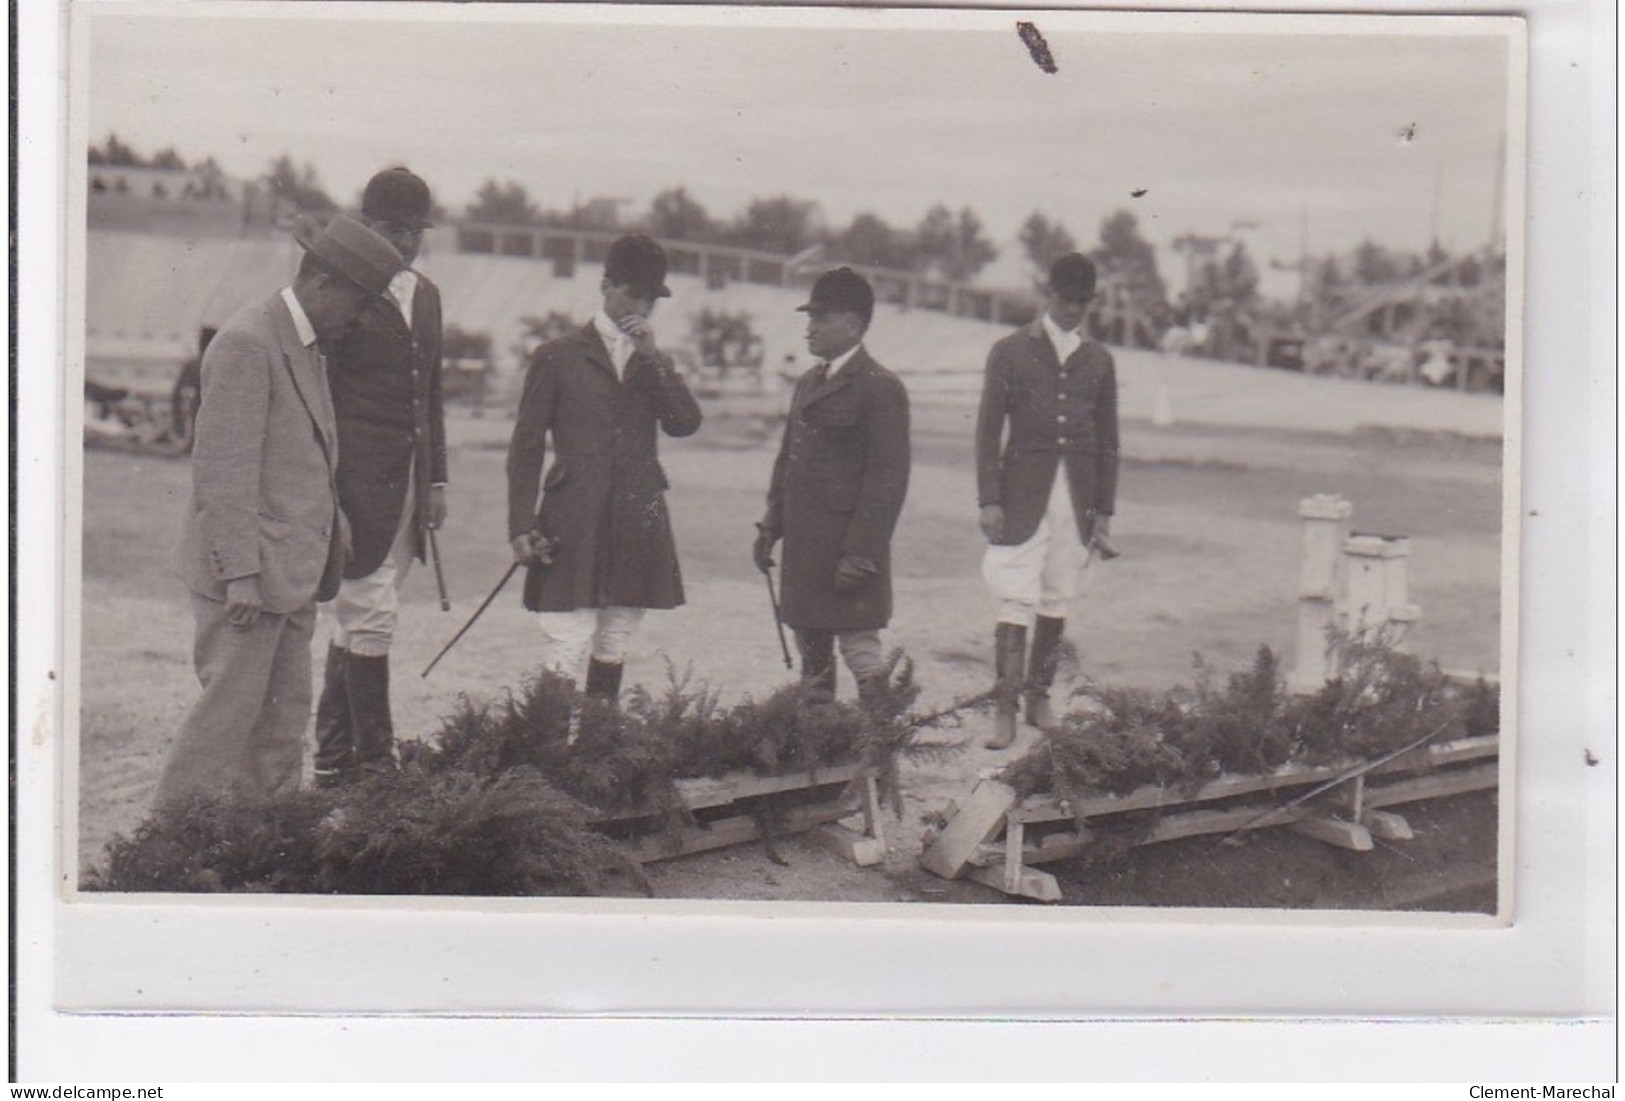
left=796, top=267, right=874, bottom=324
left=295, top=214, right=404, bottom=296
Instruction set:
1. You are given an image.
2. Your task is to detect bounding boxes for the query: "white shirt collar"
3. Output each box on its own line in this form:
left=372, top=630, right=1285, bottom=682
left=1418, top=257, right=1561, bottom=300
left=825, top=342, right=864, bottom=376
left=280, top=286, right=318, bottom=348
left=593, top=311, right=634, bottom=374
left=387, top=269, right=418, bottom=326
left=1042, top=312, right=1081, bottom=357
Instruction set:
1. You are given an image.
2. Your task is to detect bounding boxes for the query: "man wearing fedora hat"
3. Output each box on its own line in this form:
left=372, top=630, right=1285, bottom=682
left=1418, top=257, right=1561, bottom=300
left=507, top=233, right=702, bottom=700
left=975, top=252, right=1121, bottom=750
left=313, top=167, right=449, bottom=787
left=754, top=267, right=911, bottom=705
left=156, top=215, right=404, bottom=808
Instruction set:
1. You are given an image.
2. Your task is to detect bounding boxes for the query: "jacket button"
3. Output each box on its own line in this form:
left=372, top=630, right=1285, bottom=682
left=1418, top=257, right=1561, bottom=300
left=1057, top=414, right=1067, bottom=423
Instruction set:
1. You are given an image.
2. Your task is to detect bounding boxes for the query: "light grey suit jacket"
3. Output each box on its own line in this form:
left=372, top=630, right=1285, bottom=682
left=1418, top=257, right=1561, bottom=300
left=177, top=290, right=344, bottom=614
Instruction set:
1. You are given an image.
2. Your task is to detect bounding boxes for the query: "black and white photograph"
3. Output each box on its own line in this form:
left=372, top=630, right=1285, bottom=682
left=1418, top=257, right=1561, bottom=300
left=23, top=1, right=1614, bottom=1061
left=67, top=2, right=1522, bottom=917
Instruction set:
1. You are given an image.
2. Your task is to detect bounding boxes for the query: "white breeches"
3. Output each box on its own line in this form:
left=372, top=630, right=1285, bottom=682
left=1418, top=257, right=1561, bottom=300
left=532, top=606, right=647, bottom=685
left=322, top=474, right=416, bottom=658
left=981, top=469, right=1096, bottom=628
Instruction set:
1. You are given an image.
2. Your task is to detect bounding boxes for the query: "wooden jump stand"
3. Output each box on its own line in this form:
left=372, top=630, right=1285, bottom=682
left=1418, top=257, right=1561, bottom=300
left=919, top=736, right=1499, bottom=902
left=920, top=493, right=1498, bottom=902
left=592, top=763, right=888, bottom=868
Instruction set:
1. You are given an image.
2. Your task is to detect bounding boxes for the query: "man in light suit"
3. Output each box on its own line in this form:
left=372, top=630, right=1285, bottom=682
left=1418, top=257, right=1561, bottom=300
left=155, top=215, right=404, bottom=809
left=976, top=253, right=1120, bottom=749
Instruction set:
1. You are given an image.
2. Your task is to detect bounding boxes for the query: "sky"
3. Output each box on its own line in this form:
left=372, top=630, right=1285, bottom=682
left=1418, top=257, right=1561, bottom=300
left=82, top=4, right=1517, bottom=293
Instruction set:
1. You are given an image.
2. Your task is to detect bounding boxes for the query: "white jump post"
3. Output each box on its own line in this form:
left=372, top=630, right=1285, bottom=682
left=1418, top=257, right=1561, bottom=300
left=1290, top=494, right=1352, bottom=692
left=1342, top=533, right=1421, bottom=652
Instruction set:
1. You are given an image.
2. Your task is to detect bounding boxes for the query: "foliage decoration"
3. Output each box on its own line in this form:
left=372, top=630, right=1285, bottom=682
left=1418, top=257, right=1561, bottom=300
left=88, top=651, right=970, bottom=894
left=1000, top=636, right=1498, bottom=815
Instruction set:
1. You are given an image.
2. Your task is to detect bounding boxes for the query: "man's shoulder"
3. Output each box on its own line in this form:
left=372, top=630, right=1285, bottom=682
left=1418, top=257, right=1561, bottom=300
left=529, top=324, right=593, bottom=368
left=1079, top=337, right=1117, bottom=367
left=990, top=322, right=1042, bottom=356
left=855, top=354, right=908, bottom=399
left=208, top=296, right=282, bottom=356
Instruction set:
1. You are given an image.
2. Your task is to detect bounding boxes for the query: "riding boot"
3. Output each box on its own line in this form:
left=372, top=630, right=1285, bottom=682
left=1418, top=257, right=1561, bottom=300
left=855, top=671, right=889, bottom=716
left=346, top=652, right=398, bottom=776
left=312, top=643, right=355, bottom=788
left=584, top=657, right=624, bottom=704
left=796, top=629, right=838, bottom=704
left=987, top=622, right=1027, bottom=749
left=1024, top=615, right=1066, bottom=728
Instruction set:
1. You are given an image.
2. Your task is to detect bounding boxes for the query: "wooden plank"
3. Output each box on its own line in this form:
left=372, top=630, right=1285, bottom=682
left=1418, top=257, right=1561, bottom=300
left=807, top=823, right=886, bottom=867
left=671, top=764, right=864, bottom=811
left=918, top=779, right=1019, bottom=879
left=1362, top=809, right=1415, bottom=841
left=859, top=775, right=886, bottom=850
left=1011, top=764, right=1344, bottom=823
left=1003, top=817, right=1026, bottom=896
left=1291, top=815, right=1374, bottom=851
left=621, top=800, right=851, bottom=863
left=965, top=862, right=1063, bottom=903
left=1425, top=736, right=1500, bottom=766
left=1008, top=737, right=1499, bottom=825
left=975, top=803, right=1310, bottom=866
left=1358, top=763, right=1499, bottom=810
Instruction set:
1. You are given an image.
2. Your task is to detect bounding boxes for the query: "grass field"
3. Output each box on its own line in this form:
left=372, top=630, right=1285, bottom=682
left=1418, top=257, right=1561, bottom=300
left=73, top=390, right=1505, bottom=902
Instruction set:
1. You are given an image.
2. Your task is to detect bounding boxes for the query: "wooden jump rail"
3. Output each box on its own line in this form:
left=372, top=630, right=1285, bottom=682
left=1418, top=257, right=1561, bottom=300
left=590, top=762, right=888, bottom=868
left=920, top=735, right=1499, bottom=902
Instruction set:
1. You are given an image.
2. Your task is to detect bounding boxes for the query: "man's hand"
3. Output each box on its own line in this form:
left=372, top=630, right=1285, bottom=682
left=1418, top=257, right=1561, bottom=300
left=833, top=554, right=878, bottom=594
left=753, top=526, right=779, bottom=574
left=224, top=575, right=265, bottom=629
left=978, top=503, right=1006, bottom=543
left=511, top=531, right=559, bottom=566
left=618, top=314, right=661, bottom=360
left=428, top=485, right=448, bottom=530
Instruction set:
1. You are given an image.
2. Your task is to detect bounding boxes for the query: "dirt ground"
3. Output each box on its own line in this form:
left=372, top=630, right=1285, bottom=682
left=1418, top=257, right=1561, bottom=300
left=73, top=393, right=1503, bottom=911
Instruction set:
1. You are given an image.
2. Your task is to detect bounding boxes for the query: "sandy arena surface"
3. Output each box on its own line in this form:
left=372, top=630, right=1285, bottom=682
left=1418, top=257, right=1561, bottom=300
left=73, top=382, right=1505, bottom=909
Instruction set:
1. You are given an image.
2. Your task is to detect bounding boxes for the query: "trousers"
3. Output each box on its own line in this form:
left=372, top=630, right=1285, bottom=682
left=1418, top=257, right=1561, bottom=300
left=154, top=594, right=316, bottom=808
left=981, top=468, right=1096, bottom=628
left=794, top=627, right=885, bottom=680
left=533, top=605, right=646, bottom=685
left=321, top=472, right=416, bottom=657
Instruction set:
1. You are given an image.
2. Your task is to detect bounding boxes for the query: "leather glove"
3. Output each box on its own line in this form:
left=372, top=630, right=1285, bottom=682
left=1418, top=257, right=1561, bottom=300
left=833, top=554, right=878, bottom=594
left=753, top=525, right=779, bottom=573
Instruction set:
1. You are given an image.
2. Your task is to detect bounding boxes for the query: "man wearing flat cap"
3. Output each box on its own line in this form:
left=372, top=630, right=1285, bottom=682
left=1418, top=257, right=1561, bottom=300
left=156, top=215, right=404, bottom=808
left=507, top=233, right=702, bottom=701
left=313, top=167, right=448, bottom=787
left=755, top=267, right=911, bottom=706
left=976, top=252, right=1120, bottom=750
